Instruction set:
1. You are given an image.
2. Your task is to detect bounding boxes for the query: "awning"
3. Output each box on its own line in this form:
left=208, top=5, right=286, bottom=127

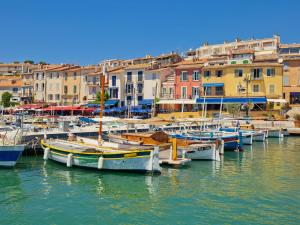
left=138, top=99, right=153, bottom=105
left=104, top=100, right=119, bottom=106
left=42, top=106, right=82, bottom=111
left=196, top=97, right=267, bottom=104
left=156, top=99, right=196, bottom=104
left=267, top=99, right=287, bottom=103
left=203, top=83, right=224, bottom=87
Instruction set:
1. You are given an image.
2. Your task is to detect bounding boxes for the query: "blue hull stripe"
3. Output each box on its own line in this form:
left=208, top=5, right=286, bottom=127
left=0, top=151, right=23, bottom=161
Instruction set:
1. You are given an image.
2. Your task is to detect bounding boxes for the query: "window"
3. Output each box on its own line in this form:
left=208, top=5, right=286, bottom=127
left=112, top=76, right=116, bottom=86
left=49, top=73, right=53, bottom=79
left=181, top=86, right=187, bottom=98
left=64, top=86, right=68, bottom=94
left=92, top=77, right=97, bottom=84
left=138, top=96, right=143, bottom=101
left=216, top=70, right=223, bottom=77
left=55, top=94, right=60, bottom=100
left=64, top=73, right=67, bottom=81
left=162, top=87, right=166, bottom=95
left=204, top=86, right=212, bottom=95
left=251, top=68, right=262, bottom=79
left=180, top=71, right=188, bottom=81
left=56, top=73, right=59, bottom=78
left=252, top=84, right=260, bottom=93
left=266, top=68, right=275, bottom=77
left=42, top=83, right=45, bottom=91
left=35, top=73, right=39, bottom=80
left=127, top=72, right=132, bottom=81
left=192, top=87, right=199, bottom=98
left=36, top=83, right=38, bottom=90
left=48, top=94, right=53, bottom=100
left=137, top=83, right=143, bottom=94
left=234, top=69, right=243, bottom=77
left=110, top=88, right=118, bottom=99
left=138, top=71, right=143, bottom=81
left=216, top=86, right=224, bottom=95
left=204, top=70, right=211, bottom=78
left=283, top=76, right=289, bottom=86
left=42, top=73, right=44, bottom=79
left=169, top=88, right=174, bottom=97
left=12, top=87, right=18, bottom=93
left=73, top=72, right=77, bottom=80
left=192, top=71, right=200, bottom=81
left=269, top=84, right=275, bottom=94
left=73, top=85, right=77, bottom=94
left=126, top=84, right=133, bottom=94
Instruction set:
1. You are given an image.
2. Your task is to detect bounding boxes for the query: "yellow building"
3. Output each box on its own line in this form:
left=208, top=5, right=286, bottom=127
left=199, top=62, right=283, bottom=109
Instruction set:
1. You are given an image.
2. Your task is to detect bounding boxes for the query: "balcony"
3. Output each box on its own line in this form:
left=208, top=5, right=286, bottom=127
left=251, top=75, right=263, bottom=80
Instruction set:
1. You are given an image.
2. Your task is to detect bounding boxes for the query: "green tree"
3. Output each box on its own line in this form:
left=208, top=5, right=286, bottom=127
left=94, top=91, right=109, bottom=103
left=39, top=61, right=48, bottom=65
left=225, top=104, right=241, bottom=118
left=24, top=60, right=34, bottom=64
left=1, top=92, right=12, bottom=108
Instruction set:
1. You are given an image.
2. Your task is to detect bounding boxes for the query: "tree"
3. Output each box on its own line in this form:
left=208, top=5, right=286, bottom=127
left=225, top=104, right=241, bottom=118
left=1, top=92, right=12, bottom=108
left=94, top=91, right=109, bottom=103
left=39, top=61, right=48, bottom=65
left=24, top=60, right=34, bottom=64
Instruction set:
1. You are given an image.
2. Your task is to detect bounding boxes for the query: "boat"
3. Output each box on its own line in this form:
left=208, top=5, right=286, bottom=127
left=0, top=129, right=25, bottom=167
left=108, top=132, right=221, bottom=161
left=41, top=137, right=161, bottom=173
left=169, top=131, right=240, bottom=151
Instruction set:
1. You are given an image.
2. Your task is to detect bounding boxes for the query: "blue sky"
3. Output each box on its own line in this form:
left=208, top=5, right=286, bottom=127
left=1, top=0, right=300, bottom=65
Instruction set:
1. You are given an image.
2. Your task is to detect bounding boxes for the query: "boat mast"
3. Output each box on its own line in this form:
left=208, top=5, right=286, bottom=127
left=99, top=65, right=106, bottom=139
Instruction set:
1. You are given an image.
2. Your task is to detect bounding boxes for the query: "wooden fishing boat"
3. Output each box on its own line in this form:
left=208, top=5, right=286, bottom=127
left=108, top=132, right=221, bottom=161
left=41, top=137, right=161, bottom=173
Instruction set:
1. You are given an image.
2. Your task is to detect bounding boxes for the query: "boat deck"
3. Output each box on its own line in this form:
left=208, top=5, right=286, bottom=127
left=46, top=139, right=147, bottom=153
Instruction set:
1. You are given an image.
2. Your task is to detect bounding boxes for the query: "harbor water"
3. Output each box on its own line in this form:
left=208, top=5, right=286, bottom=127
left=1, top=138, right=300, bottom=224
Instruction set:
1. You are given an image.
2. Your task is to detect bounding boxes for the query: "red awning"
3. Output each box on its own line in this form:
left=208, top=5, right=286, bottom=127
left=18, top=104, right=43, bottom=109
left=42, top=106, right=82, bottom=111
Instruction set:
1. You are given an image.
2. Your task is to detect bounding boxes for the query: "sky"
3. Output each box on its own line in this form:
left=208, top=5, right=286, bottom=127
left=1, top=0, right=300, bottom=65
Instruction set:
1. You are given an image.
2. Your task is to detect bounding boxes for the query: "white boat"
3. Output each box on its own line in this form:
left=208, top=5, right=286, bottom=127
left=266, top=129, right=284, bottom=138
left=41, top=136, right=161, bottom=173
left=178, top=143, right=221, bottom=161
left=241, top=133, right=253, bottom=145
left=0, top=129, right=25, bottom=167
left=251, top=131, right=266, bottom=142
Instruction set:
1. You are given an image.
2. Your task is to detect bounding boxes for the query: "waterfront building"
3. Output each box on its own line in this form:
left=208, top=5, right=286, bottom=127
left=196, top=35, right=280, bottom=59
left=79, top=66, right=100, bottom=103
left=21, top=72, right=34, bottom=104
left=0, top=63, right=36, bottom=75
left=279, top=44, right=300, bottom=106
left=44, top=65, right=79, bottom=105
left=0, top=75, right=22, bottom=103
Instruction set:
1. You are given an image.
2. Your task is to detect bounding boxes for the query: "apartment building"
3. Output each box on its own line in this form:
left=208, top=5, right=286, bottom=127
left=0, top=63, right=36, bottom=75
left=280, top=44, right=300, bottom=105
left=196, top=35, right=280, bottom=59
left=0, top=75, right=22, bottom=103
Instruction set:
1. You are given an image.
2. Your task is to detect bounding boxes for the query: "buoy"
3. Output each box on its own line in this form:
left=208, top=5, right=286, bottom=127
left=43, top=147, right=50, bottom=160
left=97, top=156, right=104, bottom=169
left=67, top=154, right=73, bottom=167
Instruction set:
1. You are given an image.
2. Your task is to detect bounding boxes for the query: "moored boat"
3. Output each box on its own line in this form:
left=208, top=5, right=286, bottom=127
left=41, top=138, right=161, bottom=173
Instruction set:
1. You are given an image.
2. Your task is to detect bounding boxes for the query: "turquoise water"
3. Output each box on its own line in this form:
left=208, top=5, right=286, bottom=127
left=1, top=138, right=300, bottom=225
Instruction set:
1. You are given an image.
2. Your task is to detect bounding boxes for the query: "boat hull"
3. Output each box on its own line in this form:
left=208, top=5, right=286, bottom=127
left=0, top=145, right=25, bottom=167
left=41, top=140, right=161, bottom=173
left=178, top=145, right=220, bottom=161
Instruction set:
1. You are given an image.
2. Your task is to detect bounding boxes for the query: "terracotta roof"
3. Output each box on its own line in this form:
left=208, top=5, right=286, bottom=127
left=175, top=63, right=204, bottom=70
left=0, top=76, right=22, bottom=87
left=125, top=63, right=151, bottom=70
left=232, top=49, right=255, bottom=54
left=253, top=54, right=278, bottom=62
